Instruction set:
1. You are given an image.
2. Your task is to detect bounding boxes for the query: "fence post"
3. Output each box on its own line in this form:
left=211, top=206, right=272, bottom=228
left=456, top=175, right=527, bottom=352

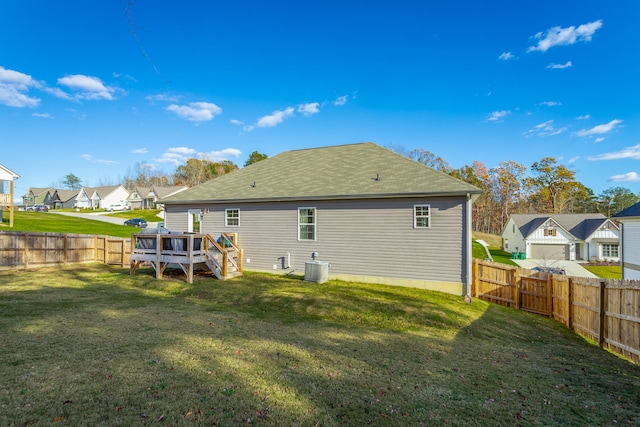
left=472, top=259, right=478, bottom=297
left=512, top=268, right=520, bottom=310
left=547, top=274, right=554, bottom=318
left=63, top=234, right=68, bottom=265
left=567, top=277, right=573, bottom=330
left=23, top=233, right=29, bottom=269
left=598, top=280, right=607, bottom=348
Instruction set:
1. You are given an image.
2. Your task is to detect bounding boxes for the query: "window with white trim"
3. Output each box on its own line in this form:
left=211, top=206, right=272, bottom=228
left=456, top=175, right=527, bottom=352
left=602, top=244, right=619, bottom=258
left=414, top=204, right=430, bottom=228
left=225, top=209, right=240, bottom=227
left=298, top=207, right=315, bottom=240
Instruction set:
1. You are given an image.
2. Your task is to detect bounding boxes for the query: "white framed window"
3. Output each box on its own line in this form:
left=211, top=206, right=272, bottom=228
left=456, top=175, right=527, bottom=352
left=225, top=209, right=240, bottom=227
left=298, top=207, right=316, bottom=241
left=414, top=204, right=430, bottom=228
left=544, top=228, right=557, bottom=237
left=602, top=244, right=619, bottom=258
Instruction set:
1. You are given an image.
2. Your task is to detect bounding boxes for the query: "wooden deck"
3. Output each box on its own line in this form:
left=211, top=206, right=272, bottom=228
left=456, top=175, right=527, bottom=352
left=130, top=232, right=242, bottom=283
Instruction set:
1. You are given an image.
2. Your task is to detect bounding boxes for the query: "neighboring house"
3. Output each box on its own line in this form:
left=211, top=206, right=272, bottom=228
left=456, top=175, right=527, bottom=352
left=0, top=164, right=20, bottom=227
left=128, top=186, right=188, bottom=209
left=51, top=189, right=82, bottom=209
left=613, top=202, right=640, bottom=280
left=162, top=142, right=481, bottom=295
left=22, top=187, right=55, bottom=207
left=128, top=187, right=150, bottom=210
left=501, top=214, right=620, bottom=262
left=149, top=185, right=188, bottom=209
left=76, top=185, right=130, bottom=209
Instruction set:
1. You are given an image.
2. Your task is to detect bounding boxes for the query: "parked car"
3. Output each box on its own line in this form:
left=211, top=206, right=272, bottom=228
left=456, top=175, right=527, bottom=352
left=532, top=266, right=566, bottom=275
left=106, top=203, right=130, bottom=212
left=124, top=218, right=147, bottom=228
left=25, top=205, right=48, bottom=212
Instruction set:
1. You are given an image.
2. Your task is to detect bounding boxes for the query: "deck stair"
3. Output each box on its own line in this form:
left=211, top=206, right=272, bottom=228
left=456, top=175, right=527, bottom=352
left=203, top=233, right=243, bottom=280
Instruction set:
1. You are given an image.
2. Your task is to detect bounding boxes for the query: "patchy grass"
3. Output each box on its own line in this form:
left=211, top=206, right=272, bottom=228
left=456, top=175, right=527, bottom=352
left=583, top=265, right=623, bottom=279
left=1, top=265, right=638, bottom=426
left=1, top=210, right=135, bottom=238
left=473, top=241, right=519, bottom=267
left=472, top=231, right=502, bottom=248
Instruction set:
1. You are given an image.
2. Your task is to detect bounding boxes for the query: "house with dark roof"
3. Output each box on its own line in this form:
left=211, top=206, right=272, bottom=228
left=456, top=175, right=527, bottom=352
left=501, top=214, right=620, bottom=262
left=613, top=202, right=640, bottom=280
left=51, top=189, right=82, bottom=209
left=162, top=142, right=481, bottom=295
left=75, top=185, right=130, bottom=209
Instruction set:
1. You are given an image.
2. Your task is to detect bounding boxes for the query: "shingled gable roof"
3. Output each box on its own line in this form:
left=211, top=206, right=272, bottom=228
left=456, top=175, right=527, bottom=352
left=509, top=213, right=612, bottom=240
left=163, top=142, right=481, bottom=204
left=613, top=201, right=640, bottom=218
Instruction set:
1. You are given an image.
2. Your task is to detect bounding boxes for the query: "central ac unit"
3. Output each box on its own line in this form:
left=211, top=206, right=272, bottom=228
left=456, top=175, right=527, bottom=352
left=304, top=261, right=329, bottom=283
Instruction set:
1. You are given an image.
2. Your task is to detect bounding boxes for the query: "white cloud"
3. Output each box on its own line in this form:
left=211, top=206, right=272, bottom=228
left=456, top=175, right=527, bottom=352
left=80, top=154, right=118, bottom=165
left=333, top=95, right=348, bottom=106
left=595, top=137, right=605, bottom=143
left=146, top=93, right=180, bottom=103
left=609, top=172, right=640, bottom=182
left=201, top=148, right=242, bottom=162
left=0, top=66, right=41, bottom=107
left=498, top=52, right=516, bottom=61
left=574, top=119, right=623, bottom=137
left=32, top=112, right=53, bottom=119
left=132, top=148, right=148, bottom=154
left=58, top=74, right=115, bottom=100
left=487, top=110, right=510, bottom=122
left=165, top=101, right=222, bottom=122
left=547, top=61, right=573, bottom=69
left=589, top=144, right=640, bottom=161
left=230, top=119, right=244, bottom=126
left=297, top=102, right=320, bottom=116
left=577, top=114, right=591, bottom=120
left=538, top=101, right=561, bottom=107
left=523, top=120, right=567, bottom=137
left=156, top=146, right=240, bottom=165
left=256, top=107, right=295, bottom=128
left=528, top=20, right=603, bottom=52
left=568, top=156, right=581, bottom=164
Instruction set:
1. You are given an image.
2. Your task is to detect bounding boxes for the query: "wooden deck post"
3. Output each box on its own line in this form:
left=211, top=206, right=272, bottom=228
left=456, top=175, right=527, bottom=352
left=156, top=234, right=162, bottom=279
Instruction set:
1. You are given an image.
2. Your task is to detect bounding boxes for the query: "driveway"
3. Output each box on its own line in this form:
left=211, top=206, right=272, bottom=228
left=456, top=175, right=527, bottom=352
left=512, top=259, right=598, bottom=278
left=49, top=211, right=161, bottom=228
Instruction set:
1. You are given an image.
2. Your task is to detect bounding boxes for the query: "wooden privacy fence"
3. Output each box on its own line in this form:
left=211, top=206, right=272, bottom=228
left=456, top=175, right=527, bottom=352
left=0, top=231, right=131, bottom=269
left=473, top=259, right=640, bottom=364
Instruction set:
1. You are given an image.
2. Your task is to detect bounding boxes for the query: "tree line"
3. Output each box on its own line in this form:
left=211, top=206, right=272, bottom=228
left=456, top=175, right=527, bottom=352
left=402, top=148, right=639, bottom=235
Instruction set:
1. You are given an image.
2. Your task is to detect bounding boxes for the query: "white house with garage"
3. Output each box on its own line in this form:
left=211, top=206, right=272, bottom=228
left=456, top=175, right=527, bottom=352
left=613, top=202, right=640, bottom=280
left=501, top=214, right=620, bottom=262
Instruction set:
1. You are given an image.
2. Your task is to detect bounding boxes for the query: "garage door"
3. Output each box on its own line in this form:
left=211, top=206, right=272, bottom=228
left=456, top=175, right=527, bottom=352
left=530, top=244, right=570, bottom=260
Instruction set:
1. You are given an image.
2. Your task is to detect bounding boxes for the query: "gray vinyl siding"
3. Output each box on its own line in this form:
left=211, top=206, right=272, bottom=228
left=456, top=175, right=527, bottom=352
left=165, top=196, right=467, bottom=284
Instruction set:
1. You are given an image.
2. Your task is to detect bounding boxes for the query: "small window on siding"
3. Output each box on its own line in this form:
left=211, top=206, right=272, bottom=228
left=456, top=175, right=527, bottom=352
left=414, top=205, right=430, bottom=228
left=298, top=207, right=316, bottom=241
left=544, top=228, right=557, bottom=237
left=225, top=209, right=240, bottom=227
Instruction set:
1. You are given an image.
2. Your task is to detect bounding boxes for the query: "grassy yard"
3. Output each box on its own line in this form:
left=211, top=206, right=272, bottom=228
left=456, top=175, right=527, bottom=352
left=1, top=266, right=638, bottom=426
left=1, top=210, right=140, bottom=238
left=583, top=265, right=623, bottom=279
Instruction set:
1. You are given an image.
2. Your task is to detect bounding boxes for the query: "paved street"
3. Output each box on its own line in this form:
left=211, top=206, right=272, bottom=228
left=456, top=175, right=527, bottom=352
left=49, top=211, right=162, bottom=228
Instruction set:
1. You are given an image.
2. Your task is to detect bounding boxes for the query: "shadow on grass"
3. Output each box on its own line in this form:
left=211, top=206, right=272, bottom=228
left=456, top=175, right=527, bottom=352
left=1, top=265, right=638, bottom=425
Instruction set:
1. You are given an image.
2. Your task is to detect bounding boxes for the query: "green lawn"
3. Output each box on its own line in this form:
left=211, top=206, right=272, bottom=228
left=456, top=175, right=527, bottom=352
left=1, top=210, right=137, bottom=238
left=473, top=241, right=519, bottom=266
left=1, top=265, right=638, bottom=426
left=583, top=265, right=623, bottom=279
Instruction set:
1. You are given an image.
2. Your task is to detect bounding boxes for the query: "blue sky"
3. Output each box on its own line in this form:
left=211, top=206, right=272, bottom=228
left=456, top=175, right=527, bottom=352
left=1, top=1, right=639, bottom=200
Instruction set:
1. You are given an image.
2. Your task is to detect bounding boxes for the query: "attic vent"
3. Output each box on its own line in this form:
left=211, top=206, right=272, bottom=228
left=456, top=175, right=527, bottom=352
left=304, top=261, right=329, bottom=283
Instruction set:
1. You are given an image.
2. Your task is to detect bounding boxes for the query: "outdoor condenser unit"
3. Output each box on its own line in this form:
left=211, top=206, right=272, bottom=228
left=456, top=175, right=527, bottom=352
left=304, top=260, right=329, bottom=283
